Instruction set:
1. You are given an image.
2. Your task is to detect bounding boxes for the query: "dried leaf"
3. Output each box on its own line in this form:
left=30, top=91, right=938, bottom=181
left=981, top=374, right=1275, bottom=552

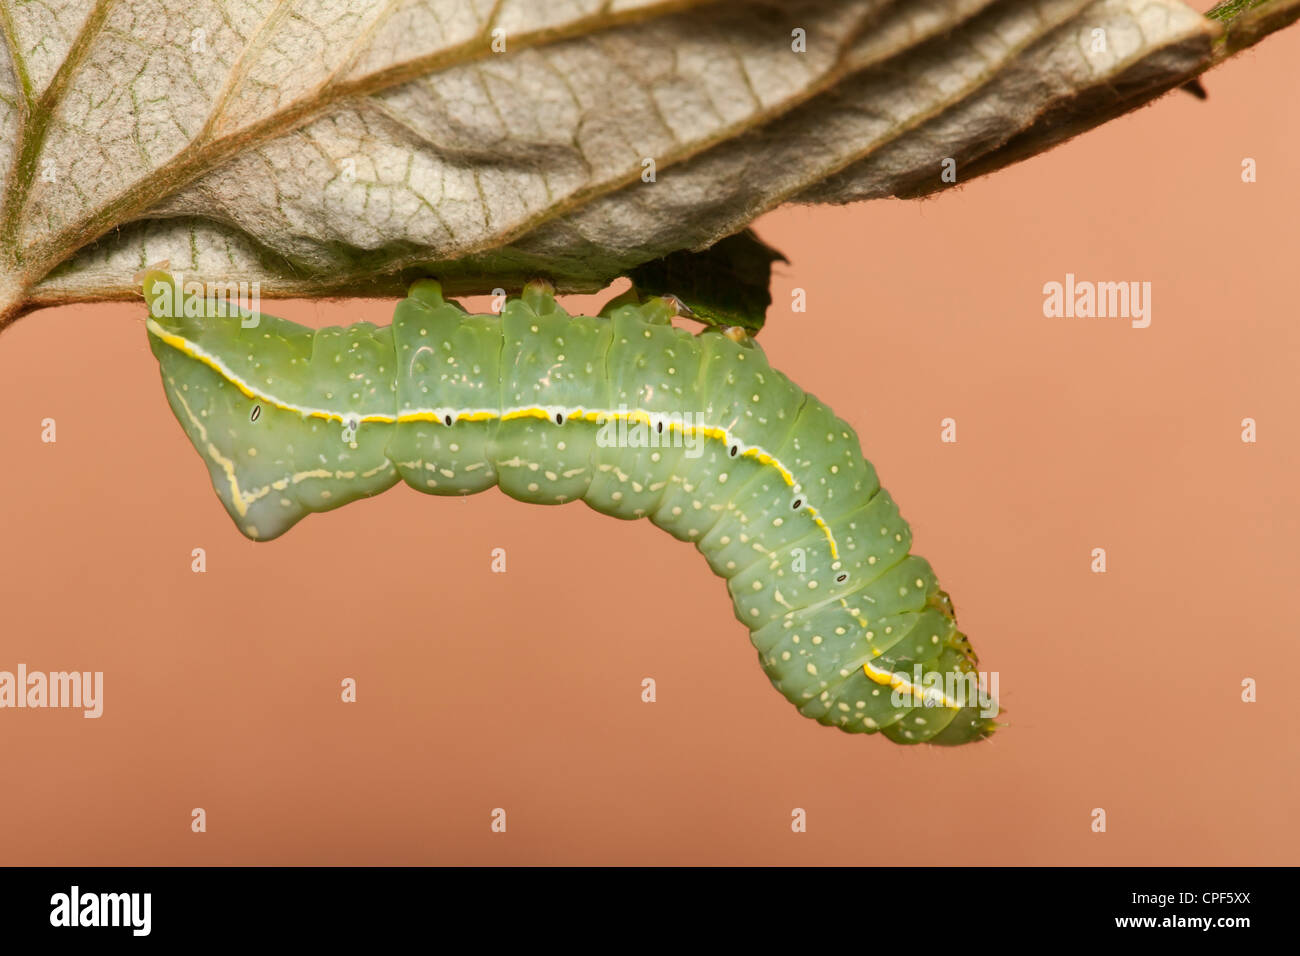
left=1, top=0, right=1294, bottom=328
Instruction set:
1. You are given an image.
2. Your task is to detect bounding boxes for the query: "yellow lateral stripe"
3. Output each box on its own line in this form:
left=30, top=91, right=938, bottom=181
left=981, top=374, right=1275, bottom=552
left=862, top=660, right=964, bottom=710
left=500, top=408, right=551, bottom=422
left=147, top=320, right=395, bottom=424
left=148, top=320, right=841, bottom=558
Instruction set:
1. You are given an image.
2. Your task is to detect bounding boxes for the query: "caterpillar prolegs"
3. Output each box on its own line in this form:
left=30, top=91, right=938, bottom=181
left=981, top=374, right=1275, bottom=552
left=143, top=271, right=997, bottom=746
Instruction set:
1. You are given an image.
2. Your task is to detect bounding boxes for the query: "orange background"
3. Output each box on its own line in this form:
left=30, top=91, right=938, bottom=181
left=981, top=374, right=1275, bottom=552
left=1, top=22, right=1297, bottom=866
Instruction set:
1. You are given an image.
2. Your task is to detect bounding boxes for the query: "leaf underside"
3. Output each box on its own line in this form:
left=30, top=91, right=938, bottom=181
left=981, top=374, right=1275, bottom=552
left=0, top=0, right=1294, bottom=331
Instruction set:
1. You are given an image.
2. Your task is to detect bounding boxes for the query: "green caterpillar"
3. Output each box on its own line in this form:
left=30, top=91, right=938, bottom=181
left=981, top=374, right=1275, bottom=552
left=142, top=270, right=997, bottom=746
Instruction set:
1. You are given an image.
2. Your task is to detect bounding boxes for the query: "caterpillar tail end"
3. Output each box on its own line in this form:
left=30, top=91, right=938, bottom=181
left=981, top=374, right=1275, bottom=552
left=881, top=610, right=1000, bottom=746
left=758, top=561, right=999, bottom=747
left=896, top=705, right=1001, bottom=746
left=887, top=591, right=1000, bottom=746
left=868, top=649, right=1000, bottom=747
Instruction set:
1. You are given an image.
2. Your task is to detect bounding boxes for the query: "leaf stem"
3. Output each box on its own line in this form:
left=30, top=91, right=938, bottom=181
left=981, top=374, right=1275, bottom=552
left=1207, top=0, right=1300, bottom=58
